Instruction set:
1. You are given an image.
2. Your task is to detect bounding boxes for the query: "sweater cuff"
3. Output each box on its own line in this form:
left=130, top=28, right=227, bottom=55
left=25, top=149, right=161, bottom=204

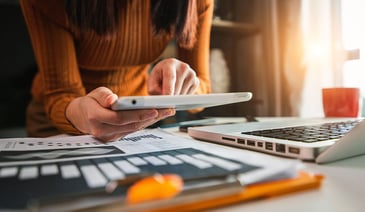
left=48, top=96, right=84, bottom=135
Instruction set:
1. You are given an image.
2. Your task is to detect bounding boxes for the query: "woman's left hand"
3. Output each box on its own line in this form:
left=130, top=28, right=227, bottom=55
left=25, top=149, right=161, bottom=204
left=147, top=58, right=200, bottom=95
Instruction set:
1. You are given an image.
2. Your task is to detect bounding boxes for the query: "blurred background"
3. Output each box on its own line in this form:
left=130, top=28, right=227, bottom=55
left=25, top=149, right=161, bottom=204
left=0, top=0, right=364, bottom=137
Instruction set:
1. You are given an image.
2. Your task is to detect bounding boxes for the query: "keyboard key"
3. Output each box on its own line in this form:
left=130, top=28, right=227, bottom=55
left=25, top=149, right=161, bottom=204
left=143, top=156, right=167, bottom=166
left=176, top=154, right=212, bottom=169
left=242, top=120, right=360, bottom=143
left=0, top=167, right=18, bottom=178
left=60, top=164, right=80, bottom=179
left=158, top=155, right=183, bottom=165
left=97, top=162, right=125, bottom=180
left=41, top=164, right=58, bottom=176
left=19, top=166, right=38, bottom=180
left=193, top=154, right=242, bottom=171
left=127, top=157, right=148, bottom=166
left=80, top=165, right=108, bottom=188
left=113, top=160, right=140, bottom=174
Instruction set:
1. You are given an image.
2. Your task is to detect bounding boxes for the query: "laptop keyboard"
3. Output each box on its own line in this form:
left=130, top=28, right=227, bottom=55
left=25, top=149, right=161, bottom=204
left=242, top=120, right=362, bottom=143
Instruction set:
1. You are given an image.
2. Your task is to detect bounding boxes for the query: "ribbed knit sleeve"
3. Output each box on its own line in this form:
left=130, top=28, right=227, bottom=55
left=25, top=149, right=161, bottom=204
left=20, top=0, right=85, bottom=134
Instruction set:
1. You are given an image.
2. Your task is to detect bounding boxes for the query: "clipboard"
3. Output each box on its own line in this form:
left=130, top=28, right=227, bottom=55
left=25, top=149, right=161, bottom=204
left=82, top=171, right=323, bottom=212
left=149, top=171, right=323, bottom=212
left=156, top=171, right=323, bottom=212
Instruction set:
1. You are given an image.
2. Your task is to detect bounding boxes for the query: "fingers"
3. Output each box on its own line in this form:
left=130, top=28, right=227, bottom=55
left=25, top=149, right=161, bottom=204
left=101, top=108, right=174, bottom=127
left=94, top=108, right=176, bottom=142
left=177, top=68, right=200, bottom=95
left=188, top=77, right=200, bottom=94
left=87, top=86, right=118, bottom=108
left=147, top=60, right=177, bottom=95
left=67, top=86, right=176, bottom=143
left=162, top=67, right=177, bottom=95
left=90, top=116, right=158, bottom=142
left=172, top=62, right=189, bottom=95
left=148, top=58, right=199, bottom=95
left=98, top=109, right=159, bottom=126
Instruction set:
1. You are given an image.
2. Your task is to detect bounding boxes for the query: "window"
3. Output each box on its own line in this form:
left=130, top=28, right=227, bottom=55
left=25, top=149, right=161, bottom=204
left=298, top=0, right=364, bottom=117
left=341, top=0, right=365, bottom=94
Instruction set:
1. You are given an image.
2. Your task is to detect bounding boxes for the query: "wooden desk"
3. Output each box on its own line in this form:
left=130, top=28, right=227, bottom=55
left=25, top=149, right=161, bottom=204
left=164, top=118, right=365, bottom=212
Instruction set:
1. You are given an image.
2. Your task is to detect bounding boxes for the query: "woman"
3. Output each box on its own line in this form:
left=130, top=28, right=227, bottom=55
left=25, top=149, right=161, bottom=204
left=20, top=0, right=213, bottom=142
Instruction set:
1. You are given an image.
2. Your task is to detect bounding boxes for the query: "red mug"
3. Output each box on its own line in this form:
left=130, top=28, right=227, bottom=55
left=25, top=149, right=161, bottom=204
left=322, top=87, right=360, bottom=117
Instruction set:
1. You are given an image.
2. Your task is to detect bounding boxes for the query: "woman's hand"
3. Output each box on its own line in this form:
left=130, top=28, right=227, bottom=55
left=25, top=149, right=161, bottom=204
left=66, top=87, right=175, bottom=142
left=148, top=58, right=200, bottom=95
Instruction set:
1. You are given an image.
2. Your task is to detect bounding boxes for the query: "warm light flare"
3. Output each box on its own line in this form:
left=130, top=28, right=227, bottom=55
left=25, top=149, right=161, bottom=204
left=303, top=41, right=330, bottom=64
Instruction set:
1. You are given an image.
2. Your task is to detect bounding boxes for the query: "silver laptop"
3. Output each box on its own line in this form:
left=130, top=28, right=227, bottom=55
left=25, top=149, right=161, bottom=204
left=188, top=117, right=365, bottom=163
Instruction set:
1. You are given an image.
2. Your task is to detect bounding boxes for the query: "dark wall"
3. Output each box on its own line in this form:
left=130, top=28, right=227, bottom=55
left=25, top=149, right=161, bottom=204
left=0, top=2, right=36, bottom=128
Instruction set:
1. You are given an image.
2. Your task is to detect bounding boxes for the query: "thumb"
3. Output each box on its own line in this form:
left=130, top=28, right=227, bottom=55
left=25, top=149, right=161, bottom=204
left=87, top=87, right=118, bottom=108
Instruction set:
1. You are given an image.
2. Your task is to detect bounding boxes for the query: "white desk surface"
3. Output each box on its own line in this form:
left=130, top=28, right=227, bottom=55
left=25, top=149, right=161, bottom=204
left=164, top=117, right=365, bottom=212
left=216, top=155, right=365, bottom=212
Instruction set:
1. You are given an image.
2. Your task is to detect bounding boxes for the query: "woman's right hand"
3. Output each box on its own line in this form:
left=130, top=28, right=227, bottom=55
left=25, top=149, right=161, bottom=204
left=65, top=87, right=175, bottom=142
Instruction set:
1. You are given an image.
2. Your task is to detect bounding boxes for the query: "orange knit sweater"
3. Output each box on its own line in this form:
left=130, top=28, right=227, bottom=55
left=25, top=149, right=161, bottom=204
left=20, top=0, right=212, bottom=135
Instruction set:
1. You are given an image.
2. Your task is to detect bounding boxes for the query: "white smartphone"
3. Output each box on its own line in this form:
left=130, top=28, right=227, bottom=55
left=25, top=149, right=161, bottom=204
left=111, top=92, right=252, bottom=111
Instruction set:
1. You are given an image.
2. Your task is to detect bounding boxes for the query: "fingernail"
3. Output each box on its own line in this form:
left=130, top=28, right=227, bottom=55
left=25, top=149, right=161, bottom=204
left=106, top=94, right=118, bottom=105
